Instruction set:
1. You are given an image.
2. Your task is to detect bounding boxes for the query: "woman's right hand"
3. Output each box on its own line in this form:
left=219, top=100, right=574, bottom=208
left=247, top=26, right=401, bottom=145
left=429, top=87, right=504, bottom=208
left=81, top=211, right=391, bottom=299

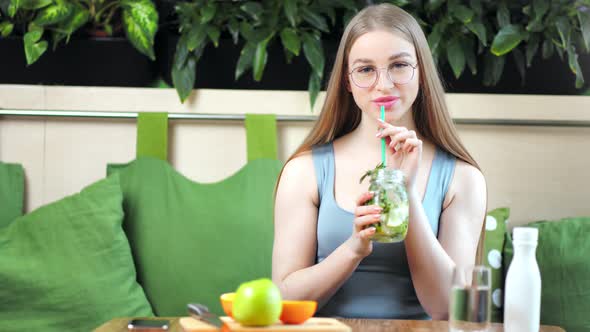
left=345, top=192, right=382, bottom=259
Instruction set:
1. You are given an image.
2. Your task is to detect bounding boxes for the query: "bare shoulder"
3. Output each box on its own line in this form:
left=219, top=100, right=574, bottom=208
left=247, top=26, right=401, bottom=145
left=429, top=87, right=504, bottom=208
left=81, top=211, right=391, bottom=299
left=444, top=159, right=487, bottom=208
left=278, top=150, right=319, bottom=206
left=454, top=160, right=486, bottom=190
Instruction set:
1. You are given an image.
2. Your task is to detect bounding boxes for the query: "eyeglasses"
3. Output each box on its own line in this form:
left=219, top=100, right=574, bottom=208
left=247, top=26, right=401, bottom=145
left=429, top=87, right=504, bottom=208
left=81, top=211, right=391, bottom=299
left=349, top=62, right=417, bottom=88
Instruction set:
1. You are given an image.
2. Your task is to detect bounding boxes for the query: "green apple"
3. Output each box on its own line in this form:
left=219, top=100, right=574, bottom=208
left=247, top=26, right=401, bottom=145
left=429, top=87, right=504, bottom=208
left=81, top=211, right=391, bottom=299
left=233, top=278, right=282, bottom=326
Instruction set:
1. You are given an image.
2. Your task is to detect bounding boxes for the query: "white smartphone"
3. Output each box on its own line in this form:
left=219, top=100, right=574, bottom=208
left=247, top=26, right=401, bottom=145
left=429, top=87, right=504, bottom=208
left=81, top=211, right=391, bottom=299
left=127, top=318, right=170, bottom=331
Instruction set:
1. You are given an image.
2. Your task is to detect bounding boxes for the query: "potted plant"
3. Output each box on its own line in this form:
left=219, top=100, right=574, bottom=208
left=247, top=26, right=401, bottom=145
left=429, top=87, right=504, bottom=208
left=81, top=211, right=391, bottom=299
left=157, top=0, right=359, bottom=106
left=0, top=0, right=160, bottom=86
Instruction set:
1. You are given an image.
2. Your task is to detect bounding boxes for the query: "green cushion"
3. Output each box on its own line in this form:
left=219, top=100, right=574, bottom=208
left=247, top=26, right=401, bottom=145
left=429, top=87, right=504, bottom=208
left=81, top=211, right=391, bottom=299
left=504, top=217, right=590, bottom=332
left=0, top=175, right=154, bottom=331
left=112, top=157, right=282, bottom=316
left=482, top=207, right=510, bottom=322
left=0, top=161, right=25, bottom=227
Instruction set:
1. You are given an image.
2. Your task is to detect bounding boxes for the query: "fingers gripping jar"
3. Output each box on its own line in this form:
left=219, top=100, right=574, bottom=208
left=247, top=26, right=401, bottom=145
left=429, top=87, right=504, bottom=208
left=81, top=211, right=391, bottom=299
left=362, top=167, right=409, bottom=243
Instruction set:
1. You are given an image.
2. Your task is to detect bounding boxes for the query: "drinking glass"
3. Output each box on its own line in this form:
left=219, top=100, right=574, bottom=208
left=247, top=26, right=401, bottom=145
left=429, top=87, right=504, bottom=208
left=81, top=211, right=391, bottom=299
left=449, top=265, right=491, bottom=332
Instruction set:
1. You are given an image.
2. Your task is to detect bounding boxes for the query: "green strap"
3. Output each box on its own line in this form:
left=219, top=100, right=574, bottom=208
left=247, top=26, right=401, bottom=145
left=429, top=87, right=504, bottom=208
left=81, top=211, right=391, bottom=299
left=137, top=112, right=168, bottom=161
left=245, top=114, right=278, bottom=161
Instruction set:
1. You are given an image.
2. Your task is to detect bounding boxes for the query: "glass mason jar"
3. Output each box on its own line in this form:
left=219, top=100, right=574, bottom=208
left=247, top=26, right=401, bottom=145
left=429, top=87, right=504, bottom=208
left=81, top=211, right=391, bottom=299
left=364, top=168, right=409, bottom=243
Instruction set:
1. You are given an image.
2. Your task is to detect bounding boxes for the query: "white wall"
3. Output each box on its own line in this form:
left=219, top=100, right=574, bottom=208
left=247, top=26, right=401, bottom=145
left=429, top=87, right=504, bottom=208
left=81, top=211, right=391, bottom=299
left=1, top=85, right=589, bottom=225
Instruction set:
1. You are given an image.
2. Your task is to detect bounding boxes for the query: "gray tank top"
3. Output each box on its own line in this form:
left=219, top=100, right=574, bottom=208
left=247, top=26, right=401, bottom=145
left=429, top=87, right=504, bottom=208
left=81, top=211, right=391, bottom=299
left=313, top=142, right=456, bottom=319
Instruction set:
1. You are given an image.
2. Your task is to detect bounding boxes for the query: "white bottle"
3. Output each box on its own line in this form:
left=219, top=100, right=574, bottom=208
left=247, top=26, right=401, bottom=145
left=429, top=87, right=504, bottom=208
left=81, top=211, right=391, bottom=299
left=504, top=227, right=542, bottom=332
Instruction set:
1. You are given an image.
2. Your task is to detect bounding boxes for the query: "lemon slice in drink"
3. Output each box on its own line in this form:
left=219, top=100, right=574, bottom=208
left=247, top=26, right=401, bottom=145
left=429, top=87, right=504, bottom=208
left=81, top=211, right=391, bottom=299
left=387, top=202, right=408, bottom=227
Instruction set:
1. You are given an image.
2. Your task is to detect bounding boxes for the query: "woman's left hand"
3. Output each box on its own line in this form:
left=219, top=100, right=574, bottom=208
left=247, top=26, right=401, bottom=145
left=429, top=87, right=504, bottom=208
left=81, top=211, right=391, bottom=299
left=376, top=120, right=422, bottom=191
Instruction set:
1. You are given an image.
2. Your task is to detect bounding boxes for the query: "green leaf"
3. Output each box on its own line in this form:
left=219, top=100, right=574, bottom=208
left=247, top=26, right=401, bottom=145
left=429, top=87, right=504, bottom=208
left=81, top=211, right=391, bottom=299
left=483, top=53, right=505, bottom=86
left=283, top=0, right=297, bottom=27
left=121, top=0, right=158, bottom=61
left=555, top=42, right=564, bottom=60
left=250, top=27, right=272, bottom=44
left=427, top=22, right=445, bottom=54
left=0, top=21, right=14, bottom=37
left=207, top=26, right=220, bottom=47
left=283, top=46, right=294, bottom=64
left=20, top=0, right=52, bottom=10
left=462, top=37, right=477, bottom=75
left=389, top=0, right=410, bottom=6
left=228, top=18, right=240, bottom=44
left=447, top=37, right=465, bottom=78
left=451, top=4, right=473, bottom=23
left=466, top=21, right=487, bottom=46
left=239, top=21, right=254, bottom=41
left=497, top=2, right=510, bottom=27
left=240, top=1, right=263, bottom=21
left=253, top=39, right=269, bottom=81
left=541, top=38, right=553, bottom=59
left=578, top=10, right=590, bottom=52
left=172, top=56, right=196, bottom=103
left=51, top=31, right=66, bottom=50
left=173, top=33, right=189, bottom=70
left=61, top=5, right=89, bottom=36
left=512, top=48, right=525, bottom=84
left=491, top=24, right=524, bottom=56
left=567, top=46, right=584, bottom=88
left=526, top=18, right=544, bottom=32
left=280, top=27, right=300, bottom=56
left=525, top=33, right=539, bottom=67
left=532, top=0, right=548, bottom=20
left=24, top=26, right=47, bottom=65
left=34, top=0, right=71, bottom=26
left=555, top=16, right=570, bottom=48
left=522, top=5, right=531, bottom=16
left=235, top=42, right=256, bottom=80
left=308, top=72, right=321, bottom=109
left=300, top=7, right=328, bottom=33
left=7, top=0, right=18, bottom=17
left=425, top=0, right=444, bottom=12
left=302, top=32, right=324, bottom=78
left=51, top=4, right=89, bottom=47
left=200, top=2, right=216, bottom=24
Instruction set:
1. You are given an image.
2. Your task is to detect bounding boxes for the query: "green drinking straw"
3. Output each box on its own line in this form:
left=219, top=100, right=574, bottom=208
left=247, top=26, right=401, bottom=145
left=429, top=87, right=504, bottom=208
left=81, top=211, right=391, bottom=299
left=381, top=105, right=386, bottom=165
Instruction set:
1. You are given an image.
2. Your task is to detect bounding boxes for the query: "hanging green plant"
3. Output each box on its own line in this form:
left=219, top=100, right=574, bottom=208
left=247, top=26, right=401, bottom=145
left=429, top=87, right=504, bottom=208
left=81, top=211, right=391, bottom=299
left=171, top=0, right=357, bottom=105
left=397, top=0, right=590, bottom=88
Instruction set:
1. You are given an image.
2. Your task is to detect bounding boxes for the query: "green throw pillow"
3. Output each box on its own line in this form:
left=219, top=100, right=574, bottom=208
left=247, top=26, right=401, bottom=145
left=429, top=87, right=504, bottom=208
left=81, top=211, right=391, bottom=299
left=504, top=217, right=590, bottom=332
left=0, top=175, right=154, bottom=331
left=482, top=207, right=510, bottom=322
left=112, top=157, right=282, bottom=316
left=0, top=161, right=25, bottom=227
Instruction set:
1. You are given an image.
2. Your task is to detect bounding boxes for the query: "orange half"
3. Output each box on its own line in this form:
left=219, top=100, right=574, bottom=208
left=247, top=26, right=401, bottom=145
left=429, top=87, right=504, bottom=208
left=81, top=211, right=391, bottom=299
left=280, top=300, right=317, bottom=324
left=220, top=292, right=235, bottom=317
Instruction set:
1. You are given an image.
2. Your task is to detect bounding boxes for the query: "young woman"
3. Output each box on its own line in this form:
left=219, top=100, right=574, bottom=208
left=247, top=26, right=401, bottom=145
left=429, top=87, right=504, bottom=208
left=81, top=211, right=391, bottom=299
left=272, top=3, right=486, bottom=320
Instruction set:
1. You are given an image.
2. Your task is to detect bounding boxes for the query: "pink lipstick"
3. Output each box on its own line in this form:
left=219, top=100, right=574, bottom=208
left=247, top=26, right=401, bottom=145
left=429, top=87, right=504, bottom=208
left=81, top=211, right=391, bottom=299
left=372, top=96, right=399, bottom=109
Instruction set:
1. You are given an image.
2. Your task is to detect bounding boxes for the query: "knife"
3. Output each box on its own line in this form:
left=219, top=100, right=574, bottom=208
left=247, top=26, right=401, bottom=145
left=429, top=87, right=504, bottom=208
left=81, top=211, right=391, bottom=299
left=187, top=303, right=224, bottom=328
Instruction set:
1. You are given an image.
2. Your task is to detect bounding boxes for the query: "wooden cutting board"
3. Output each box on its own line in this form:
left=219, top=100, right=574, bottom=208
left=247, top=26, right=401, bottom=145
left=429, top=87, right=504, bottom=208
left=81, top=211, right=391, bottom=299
left=179, top=317, right=219, bottom=331
left=178, top=317, right=351, bottom=332
left=219, top=316, right=351, bottom=332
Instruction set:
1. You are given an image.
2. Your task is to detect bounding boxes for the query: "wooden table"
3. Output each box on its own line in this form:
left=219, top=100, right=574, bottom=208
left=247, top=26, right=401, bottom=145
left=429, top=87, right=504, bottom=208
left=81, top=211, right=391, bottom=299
left=95, top=317, right=566, bottom=332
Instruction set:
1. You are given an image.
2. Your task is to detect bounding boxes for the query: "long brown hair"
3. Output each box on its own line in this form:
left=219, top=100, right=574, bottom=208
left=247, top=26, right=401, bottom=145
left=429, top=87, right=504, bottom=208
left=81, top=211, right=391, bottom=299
left=280, top=4, right=486, bottom=262
left=289, top=3, right=479, bottom=170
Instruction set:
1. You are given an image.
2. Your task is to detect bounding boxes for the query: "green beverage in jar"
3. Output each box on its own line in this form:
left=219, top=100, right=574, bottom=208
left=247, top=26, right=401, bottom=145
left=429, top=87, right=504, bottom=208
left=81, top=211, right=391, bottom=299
left=360, top=164, right=409, bottom=243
